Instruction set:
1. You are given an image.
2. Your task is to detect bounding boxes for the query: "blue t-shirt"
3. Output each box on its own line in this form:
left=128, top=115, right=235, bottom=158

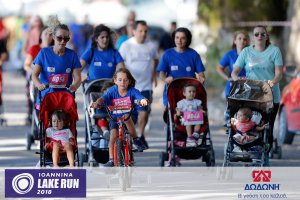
left=219, top=49, right=246, bottom=97
left=115, top=35, right=128, bottom=50
left=157, top=48, right=205, bottom=106
left=34, top=46, right=81, bottom=103
left=102, top=85, right=145, bottom=118
left=234, top=44, right=283, bottom=103
left=81, top=47, right=124, bottom=80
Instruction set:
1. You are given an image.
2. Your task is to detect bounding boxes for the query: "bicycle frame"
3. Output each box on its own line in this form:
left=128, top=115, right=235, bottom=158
left=105, top=104, right=134, bottom=167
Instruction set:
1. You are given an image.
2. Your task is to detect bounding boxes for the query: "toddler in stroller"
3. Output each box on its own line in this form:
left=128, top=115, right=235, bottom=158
left=231, top=107, right=265, bottom=152
left=45, top=110, right=75, bottom=167
left=175, top=83, right=205, bottom=147
left=160, top=78, right=215, bottom=167
left=39, top=91, right=79, bottom=167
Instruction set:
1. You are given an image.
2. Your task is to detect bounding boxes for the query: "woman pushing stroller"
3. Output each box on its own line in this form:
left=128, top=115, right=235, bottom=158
left=32, top=19, right=81, bottom=103
left=232, top=25, right=283, bottom=154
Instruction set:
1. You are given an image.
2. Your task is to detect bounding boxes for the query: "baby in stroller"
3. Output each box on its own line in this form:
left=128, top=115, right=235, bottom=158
left=45, top=110, right=75, bottom=167
left=231, top=107, right=265, bottom=152
left=175, top=83, right=205, bottom=147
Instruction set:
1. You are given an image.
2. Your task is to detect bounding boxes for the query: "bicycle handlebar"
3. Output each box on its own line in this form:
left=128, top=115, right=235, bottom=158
left=100, top=99, right=149, bottom=123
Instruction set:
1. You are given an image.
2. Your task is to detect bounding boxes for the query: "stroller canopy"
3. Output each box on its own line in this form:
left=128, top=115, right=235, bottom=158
left=83, top=78, right=111, bottom=96
left=39, top=91, right=78, bottom=129
left=228, top=79, right=274, bottom=113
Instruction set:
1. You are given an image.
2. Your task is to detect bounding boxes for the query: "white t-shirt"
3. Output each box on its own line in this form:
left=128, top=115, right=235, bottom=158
left=46, top=127, right=73, bottom=145
left=119, top=37, right=159, bottom=91
left=177, top=99, right=202, bottom=112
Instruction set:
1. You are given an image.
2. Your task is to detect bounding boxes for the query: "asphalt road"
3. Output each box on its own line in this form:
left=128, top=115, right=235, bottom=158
left=0, top=70, right=299, bottom=167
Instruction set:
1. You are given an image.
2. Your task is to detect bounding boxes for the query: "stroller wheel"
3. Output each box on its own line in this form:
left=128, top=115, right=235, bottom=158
left=26, top=133, right=34, bottom=151
left=159, top=152, right=168, bottom=167
left=205, top=150, right=215, bottom=167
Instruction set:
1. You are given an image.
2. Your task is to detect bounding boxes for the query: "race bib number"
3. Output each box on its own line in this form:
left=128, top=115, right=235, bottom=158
left=111, top=97, right=131, bottom=114
left=183, top=111, right=204, bottom=125
left=48, top=74, right=68, bottom=88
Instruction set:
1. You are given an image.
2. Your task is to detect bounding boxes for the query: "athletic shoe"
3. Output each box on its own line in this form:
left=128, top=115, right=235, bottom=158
left=140, top=135, right=149, bottom=149
left=133, top=137, right=146, bottom=152
left=103, top=159, right=114, bottom=167
left=186, top=137, right=197, bottom=147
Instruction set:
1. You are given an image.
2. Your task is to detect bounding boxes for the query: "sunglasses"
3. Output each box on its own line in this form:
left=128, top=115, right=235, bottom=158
left=254, top=32, right=267, bottom=37
left=55, top=35, right=70, bottom=42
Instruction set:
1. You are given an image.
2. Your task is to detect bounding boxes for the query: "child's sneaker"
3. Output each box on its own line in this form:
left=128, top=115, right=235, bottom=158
left=192, top=132, right=203, bottom=145
left=186, top=136, right=196, bottom=147
left=103, top=159, right=114, bottom=167
left=232, top=145, right=243, bottom=152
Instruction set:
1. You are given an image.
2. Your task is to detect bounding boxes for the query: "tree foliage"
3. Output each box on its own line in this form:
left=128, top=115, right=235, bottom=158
left=198, top=0, right=289, bottom=33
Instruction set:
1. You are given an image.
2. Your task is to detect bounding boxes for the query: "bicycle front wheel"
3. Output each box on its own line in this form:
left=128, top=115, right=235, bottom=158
left=115, top=139, right=124, bottom=166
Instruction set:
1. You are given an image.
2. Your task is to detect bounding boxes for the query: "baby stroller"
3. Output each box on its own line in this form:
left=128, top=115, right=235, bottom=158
left=222, top=79, right=277, bottom=167
left=38, top=91, right=79, bottom=167
left=80, top=79, right=111, bottom=167
left=159, top=78, right=215, bottom=167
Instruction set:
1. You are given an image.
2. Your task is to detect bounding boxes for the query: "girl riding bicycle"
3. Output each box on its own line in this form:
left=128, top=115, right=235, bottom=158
left=91, top=68, right=148, bottom=167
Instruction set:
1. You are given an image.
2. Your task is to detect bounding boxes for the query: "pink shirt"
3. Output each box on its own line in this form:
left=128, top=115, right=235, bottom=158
left=235, top=120, right=256, bottom=133
left=46, top=127, right=73, bottom=145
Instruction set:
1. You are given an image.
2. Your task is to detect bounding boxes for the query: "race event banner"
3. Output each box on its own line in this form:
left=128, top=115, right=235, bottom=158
left=1, top=167, right=300, bottom=199
left=5, top=169, right=86, bottom=198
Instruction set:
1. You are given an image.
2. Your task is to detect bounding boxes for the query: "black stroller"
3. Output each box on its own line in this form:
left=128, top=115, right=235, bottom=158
left=159, top=78, right=215, bottom=167
left=222, top=79, right=280, bottom=167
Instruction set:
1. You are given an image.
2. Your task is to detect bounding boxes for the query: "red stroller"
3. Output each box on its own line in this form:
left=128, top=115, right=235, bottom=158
left=160, top=78, right=215, bottom=166
left=38, top=91, right=79, bottom=167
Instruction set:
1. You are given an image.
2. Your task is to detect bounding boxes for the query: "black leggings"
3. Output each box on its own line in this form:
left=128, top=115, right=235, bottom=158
left=268, top=103, right=279, bottom=151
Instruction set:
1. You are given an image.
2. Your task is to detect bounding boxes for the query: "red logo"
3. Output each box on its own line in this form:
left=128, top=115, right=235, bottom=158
left=252, top=170, right=271, bottom=182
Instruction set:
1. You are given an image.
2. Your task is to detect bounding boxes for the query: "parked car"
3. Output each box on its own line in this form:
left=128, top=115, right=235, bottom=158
left=278, top=66, right=300, bottom=144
